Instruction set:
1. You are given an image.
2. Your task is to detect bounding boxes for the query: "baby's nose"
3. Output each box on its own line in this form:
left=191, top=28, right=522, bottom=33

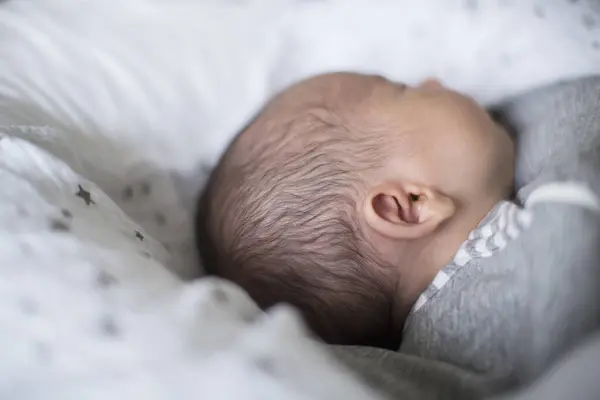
left=419, top=78, right=444, bottom=90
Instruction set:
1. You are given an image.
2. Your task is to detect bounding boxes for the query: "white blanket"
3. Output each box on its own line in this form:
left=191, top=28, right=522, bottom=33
left=0, top=128, right=383, bottom=399
left=1, top=0, right=599, bottom=398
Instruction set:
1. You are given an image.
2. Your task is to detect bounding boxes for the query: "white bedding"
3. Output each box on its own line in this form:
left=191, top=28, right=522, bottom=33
left=1, top=0, right=599, bottom=398
left=0, top=129, right=382, bottom=399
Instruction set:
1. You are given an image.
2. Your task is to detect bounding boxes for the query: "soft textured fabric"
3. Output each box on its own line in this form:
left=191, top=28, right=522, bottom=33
left=499, top=76, right=600, bottom=191
left=332, top=346, right=488, bottom=399
left=492, top=331, right=600, bottom=400
left=400, top=77, right=600, bottom=391
left=337, top=330, right=600, bottom=400
left=0, top=128, right=387, bottom=400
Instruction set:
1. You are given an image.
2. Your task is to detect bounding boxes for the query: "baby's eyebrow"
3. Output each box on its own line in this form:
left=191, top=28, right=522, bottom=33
left=487, top=109, right=509, bottom=125
left=487, top=110, right=516, bottom=137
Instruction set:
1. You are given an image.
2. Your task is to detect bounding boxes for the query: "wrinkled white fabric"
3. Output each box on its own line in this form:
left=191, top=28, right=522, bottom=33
left=0, top=130, right=382, bottom=399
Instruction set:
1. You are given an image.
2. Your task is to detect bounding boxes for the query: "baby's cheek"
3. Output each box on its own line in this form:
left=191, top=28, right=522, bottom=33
left=440, top=145, right=484, bottom=193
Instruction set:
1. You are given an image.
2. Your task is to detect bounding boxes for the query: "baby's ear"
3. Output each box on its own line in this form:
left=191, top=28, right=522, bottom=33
left=363, top=182, right=455, bottom=240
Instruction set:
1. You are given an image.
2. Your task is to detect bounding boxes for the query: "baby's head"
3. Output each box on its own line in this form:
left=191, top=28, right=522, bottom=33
left=196, top=73, right=514, bottom=348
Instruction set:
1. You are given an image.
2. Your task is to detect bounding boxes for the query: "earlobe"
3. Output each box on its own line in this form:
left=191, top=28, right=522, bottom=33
left=363, top=183, right=455, bottom=240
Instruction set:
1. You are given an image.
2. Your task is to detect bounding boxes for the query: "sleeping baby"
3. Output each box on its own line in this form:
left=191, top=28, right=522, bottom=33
left=195, top=73, right=600, bottom=387
left=196, top=72, right=515, bottom=347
